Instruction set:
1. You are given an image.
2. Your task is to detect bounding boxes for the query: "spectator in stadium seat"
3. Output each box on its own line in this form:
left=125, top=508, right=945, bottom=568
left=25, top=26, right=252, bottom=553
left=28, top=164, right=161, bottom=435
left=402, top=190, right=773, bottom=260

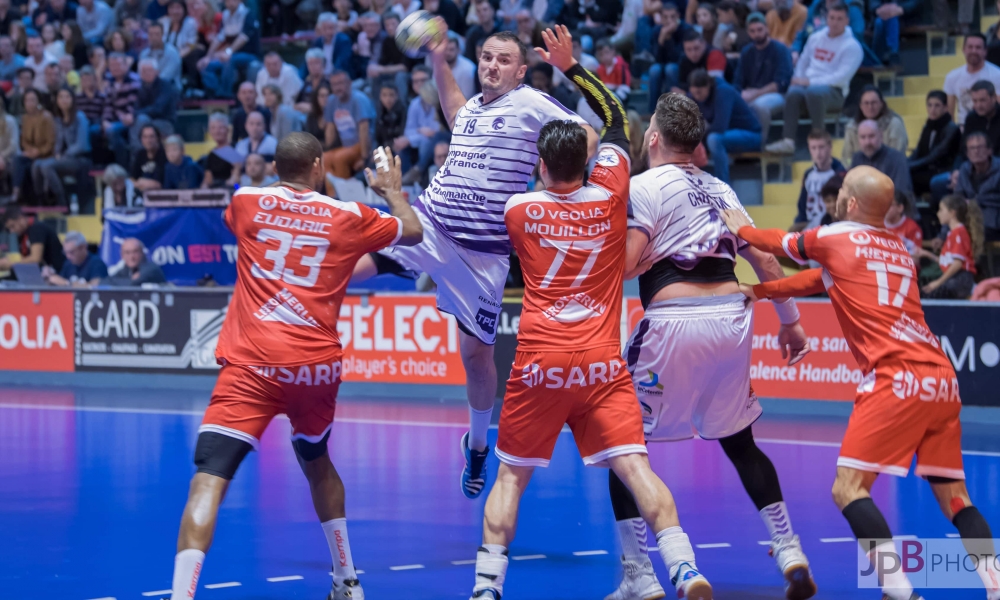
left=716, top=0, right=751, bottom=58
left=62, top=22, right=87, bottom=71
left=955, top=131, right=1000, bottom=241
left=424, top=0, right=465, bottom=36
left=790, top=129, right=845, bottom=231
left=114, top=0, right=146, bottom=30
left=231, top=81, right=271, bottom=142
left=198, top=0, right=260, bottom=99
left=32, top=87, right=89, bottom=208
left=0, top=35, right=24, bottom=83
left=323, top=69, right=374, bottom=180
left=59, top=56, right=80, bottom=93
left=102, top=163, right=139, bottom=206
left=944, top=34, right=1000, bottom=127
left=851, top=118, right=914, bottom=200
left=400, top=77, right=448, bottom=183
left=375, top=83, right=405, bottom=153
left=367, top=11, right=413, bottom=102
left=646, top=2, right=693, bottom=115
left=790, top=0, right=866, bottom=64
left=0, top=205, right=64, bottom=272
left=104, top=237, right=167, bottom=286
left=40, top=63, right=65, bottom=109
left=560, top=0, right=623, bottom=40
left=332, top=0, right=359, bottom=34
left=594, top=38, right=631, bottom=102
left=0, top=97, right=18, bottom=196
left=146, top=0, right=171, bottom=23
left=688, top=69, right=761, bottom=184
left=964, top=80, right=1000, bottom=154
left=36, top=0, right=77, bottom=31
left=842, top=85, right=908, bottom=166
left=235, top=111, right=277, bottom=161
left=440, top=33, right=477, bottom=100
left=464, top=0, right=502, bottom=62
left=884, top=189, right=923, bottom=255
left=986, top=0, right=1000, bottom=67
left=7, top=68, right=35, bottom=118
left=87, top=45, right=107, bottom=91
left=75, top=66, right=105, bottom=152
left=43, top=231, right=107, bottom=286
left=130, top=123, right=166, bottom=192
left=25, top=35, right=57, bottom=93
left=42, top=24, right=65, bottom=61
left=391, top=0, right=421, bottom=20
left=765, top=3, right=861, bottom=155
left=160, top=0, right=198, bottom=70
left=255, top=51, right=302, bottom=108
left=295, top=48, right=327, bottom=114
left=353, top=12, right=382, bottom=77
left=77, top=0, right=113, bottom=45
left=870, top=0, right=920, bottom=66
left=910, top=90, right=961, bottom=199
left=162, top=135, right=203, bottom=190
left=132, top=58, right=178, bottom=146
left=261, top=84, right=303, bottom=141
left=0, top=0, right=21, bottom=39
left=139, top=22, right=181, bottom=89
left=673, top=30, right=726, bottom=95
left=733, top=11, right=791, bottom=143
left=200, top=112, right=240, bottom=189
left=513, top=9, right=543, bottom=50
left=304, top=84, right=331, bottom=141
left=9, top=21, right=26, bottom=56
left=427, top=138, right=448, bottom=181
left=102, top=52, right=140, bottom=167
left=12, top=89, right=55, bottom=203
left=238, top=152, right=277, bottom=187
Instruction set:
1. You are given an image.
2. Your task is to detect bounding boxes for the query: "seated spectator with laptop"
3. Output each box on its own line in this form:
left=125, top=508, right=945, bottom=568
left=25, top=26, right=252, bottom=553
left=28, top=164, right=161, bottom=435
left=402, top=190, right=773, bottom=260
left=1, top=204, right=64, bottom=273
left=43, top=230, right=107, bottom=286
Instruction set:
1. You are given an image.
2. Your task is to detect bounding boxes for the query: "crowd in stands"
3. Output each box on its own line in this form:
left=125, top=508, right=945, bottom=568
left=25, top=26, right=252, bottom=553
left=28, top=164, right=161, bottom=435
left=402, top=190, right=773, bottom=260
left=0, top=0, right=993, bottom=299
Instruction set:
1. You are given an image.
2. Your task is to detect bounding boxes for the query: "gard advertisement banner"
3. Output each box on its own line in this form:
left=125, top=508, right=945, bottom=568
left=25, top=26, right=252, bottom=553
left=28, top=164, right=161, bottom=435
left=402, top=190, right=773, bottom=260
left=0, top=291, right=74, bottom=372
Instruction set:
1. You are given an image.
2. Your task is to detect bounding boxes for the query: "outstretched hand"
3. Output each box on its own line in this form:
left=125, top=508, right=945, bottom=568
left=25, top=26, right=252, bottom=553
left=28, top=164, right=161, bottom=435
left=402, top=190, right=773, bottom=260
left=721, top=208, right=753, bottom=236
left=364, top=146, right=403, bottom=199
left=534, top=24, right=577, bottom=73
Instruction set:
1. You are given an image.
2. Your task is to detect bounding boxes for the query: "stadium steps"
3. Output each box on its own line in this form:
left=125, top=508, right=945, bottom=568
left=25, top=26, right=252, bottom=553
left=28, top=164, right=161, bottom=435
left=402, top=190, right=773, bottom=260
left=762, top=182, right=799, bottom=206
left=928, top=53, right=966, bottom=73
left=885, top=94, right=931, bottom=115
left=904, top=75, right=945, bottom=95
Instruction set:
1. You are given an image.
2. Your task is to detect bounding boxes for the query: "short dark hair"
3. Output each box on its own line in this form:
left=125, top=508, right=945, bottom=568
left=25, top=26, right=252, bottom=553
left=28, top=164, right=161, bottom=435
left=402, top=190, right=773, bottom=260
left=971, top=80, right=996, bottom=96
left=965, top=32, right=987, bottom=47
left=537, top=120, right=588, bottom=183
left=893, top=188, right=909, bottom=210
left=275, top=132, right=323, bottom=182
left=483, top=30, right=529, bottom=66
left=595, top=38, right=613, bottom=53
left=15, top=66, right=33, bottom=78
left=926, top=89, right=948, bottom=104
left=807, top=129, right=832, bottom=143
left=661, top=1, right=679, bottom=12
left=688, top=68, right=712, bottom=89
left=682, top=29, right=702, bottom=43
left=653, top=93, right=705, bottom=153
left=531, top=62, right=554, bottom=83
left=412, top=64, right=432, bottom=78
left=2, top=204, right=23, bottom=224
left=820, top=176, right=842, bottom=199
left=965, top=130, right=993, bottom=149
left=147, top=20, right=163, bottom=32
left=826, top=2, right=849, bottom=15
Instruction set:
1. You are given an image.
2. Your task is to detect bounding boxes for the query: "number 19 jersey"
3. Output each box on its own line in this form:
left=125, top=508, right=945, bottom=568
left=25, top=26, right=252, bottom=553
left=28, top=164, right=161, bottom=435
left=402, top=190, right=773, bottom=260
left=504, top=145, right=631, bottom=352
left=216, top=185, right=403, bottom=367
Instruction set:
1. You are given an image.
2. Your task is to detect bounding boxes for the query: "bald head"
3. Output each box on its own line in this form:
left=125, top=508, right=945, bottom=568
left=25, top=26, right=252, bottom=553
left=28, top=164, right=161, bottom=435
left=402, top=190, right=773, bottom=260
left=857, top=119, right=882, bottom=157
left=840, top=166, right=894, bottom=226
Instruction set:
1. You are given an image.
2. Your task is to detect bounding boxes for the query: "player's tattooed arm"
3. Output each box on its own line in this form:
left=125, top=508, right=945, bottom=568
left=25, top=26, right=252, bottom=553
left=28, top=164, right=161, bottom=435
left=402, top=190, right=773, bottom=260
left=365, top=146, right=423, bottom=246
left=536, top=25, right=628, bottom=156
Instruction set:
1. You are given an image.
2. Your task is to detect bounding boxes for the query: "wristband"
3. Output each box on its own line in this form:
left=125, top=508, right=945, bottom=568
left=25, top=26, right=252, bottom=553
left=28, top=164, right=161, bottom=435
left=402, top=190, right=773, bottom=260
left=773, top=297, right=800, bottom=325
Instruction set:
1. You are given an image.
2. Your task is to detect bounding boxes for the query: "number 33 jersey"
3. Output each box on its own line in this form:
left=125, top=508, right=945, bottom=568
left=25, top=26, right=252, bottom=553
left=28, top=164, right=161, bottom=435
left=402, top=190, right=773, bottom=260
left=216, top=186, right=403, bottom=367
left=504, top=145, right=631, bottom=352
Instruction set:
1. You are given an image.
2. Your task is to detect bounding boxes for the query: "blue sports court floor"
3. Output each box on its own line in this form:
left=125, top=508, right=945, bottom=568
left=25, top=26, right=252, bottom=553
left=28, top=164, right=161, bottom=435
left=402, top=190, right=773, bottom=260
left=2, top=383, right=1000, bottom=600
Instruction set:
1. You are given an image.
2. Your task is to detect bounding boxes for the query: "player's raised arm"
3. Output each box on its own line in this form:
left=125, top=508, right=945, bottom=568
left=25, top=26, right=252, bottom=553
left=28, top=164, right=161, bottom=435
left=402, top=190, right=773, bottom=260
left=365, top=146, right=423, bottom=246
left=427, top=19, right=467, bottom=130
left=537, top=25, right=628, bottom=156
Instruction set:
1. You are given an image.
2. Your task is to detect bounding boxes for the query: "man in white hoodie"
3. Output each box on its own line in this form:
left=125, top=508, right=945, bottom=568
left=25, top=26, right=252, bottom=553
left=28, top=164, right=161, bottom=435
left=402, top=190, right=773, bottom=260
left=765, top=2, right=862, bottom=154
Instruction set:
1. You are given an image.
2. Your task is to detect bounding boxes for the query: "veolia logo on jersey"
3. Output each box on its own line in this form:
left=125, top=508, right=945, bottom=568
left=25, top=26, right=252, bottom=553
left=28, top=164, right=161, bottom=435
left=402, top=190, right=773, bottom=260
left=849, top=231, right=872, bottom=245
left=525, top=204, right=545, bottom=220
left=259, top=195, right=278, bottom=210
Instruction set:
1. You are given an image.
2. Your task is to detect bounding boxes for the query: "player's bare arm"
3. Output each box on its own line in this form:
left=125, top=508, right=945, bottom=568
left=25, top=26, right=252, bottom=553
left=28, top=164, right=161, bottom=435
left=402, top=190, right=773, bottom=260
left=624, top=229, right=652, bottom=279
left=427, top=17, right=467, bottom=130
left=365, top=146, right=423, bottom=246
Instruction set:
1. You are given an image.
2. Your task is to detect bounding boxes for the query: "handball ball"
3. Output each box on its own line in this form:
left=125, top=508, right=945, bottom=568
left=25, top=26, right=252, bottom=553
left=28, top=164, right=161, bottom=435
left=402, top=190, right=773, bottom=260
left=395, top=10, right=445, bottom=58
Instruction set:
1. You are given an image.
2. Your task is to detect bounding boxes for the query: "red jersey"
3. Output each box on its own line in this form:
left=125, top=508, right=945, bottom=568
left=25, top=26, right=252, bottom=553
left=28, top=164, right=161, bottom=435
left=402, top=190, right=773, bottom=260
left=884, top=215, right=922, bottom=253
left=745, top=221, right=951, bottom=373
left=939, top=223, right=977, bottom=276
left=216, top=185, right=402, bottom=367
left=596, top=56, right=631, bottom=88
left=504, top=144, right=631, bottom=352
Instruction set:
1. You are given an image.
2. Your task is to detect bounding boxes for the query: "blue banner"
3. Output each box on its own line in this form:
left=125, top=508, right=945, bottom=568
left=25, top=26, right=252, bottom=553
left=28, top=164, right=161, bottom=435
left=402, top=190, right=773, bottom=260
left=924, top=301, right=1000, bottom=408
left=101, top=208, right=237, bottom=286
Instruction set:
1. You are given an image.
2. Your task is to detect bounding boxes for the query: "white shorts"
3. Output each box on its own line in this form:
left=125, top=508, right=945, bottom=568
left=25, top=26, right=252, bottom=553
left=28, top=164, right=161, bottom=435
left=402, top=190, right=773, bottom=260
left=377, top=208, right=509, bottom=344
left=624, top=293, right=761, bottom=442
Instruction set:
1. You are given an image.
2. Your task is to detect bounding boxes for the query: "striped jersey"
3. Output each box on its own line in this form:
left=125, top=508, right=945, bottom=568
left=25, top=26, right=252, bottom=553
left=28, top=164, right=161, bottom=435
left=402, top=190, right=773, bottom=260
left=420, top=85, right=587, bottom=255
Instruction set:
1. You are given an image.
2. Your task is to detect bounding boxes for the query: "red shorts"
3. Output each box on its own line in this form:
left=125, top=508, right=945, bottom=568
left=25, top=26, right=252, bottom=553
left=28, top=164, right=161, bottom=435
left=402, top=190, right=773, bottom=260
left=838, top=362, right=964, bottom=479
left=496, top=346, right=646, bottom=468
left=200, top=360, right=343, bottom=449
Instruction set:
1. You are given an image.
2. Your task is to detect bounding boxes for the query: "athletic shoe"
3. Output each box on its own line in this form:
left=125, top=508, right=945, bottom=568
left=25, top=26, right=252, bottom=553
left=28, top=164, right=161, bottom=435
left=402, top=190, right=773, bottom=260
left=470, top=589, right=501, bottom=599
left=328, top=578, right=364, bottom=600
left=604, top=557, right=666, bottom=600
left=670, top=562, right=713, bottom=600
left=765, top=139, right=796, bottom=154
left=769, top=535, right=817, bottom=600
left=460, top=431, right=489, bottom=499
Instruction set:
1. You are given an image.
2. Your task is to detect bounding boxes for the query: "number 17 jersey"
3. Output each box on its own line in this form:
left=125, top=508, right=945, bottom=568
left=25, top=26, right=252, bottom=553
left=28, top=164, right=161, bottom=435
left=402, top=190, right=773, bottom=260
left=216, top=185, right=403, bottom=367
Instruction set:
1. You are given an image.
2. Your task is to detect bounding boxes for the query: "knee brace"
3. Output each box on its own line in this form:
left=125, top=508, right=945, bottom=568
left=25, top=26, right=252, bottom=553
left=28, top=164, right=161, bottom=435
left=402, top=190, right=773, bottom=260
left=292, top=430, right=331, bottom=463
left=194, top=431, right=253, bottom=480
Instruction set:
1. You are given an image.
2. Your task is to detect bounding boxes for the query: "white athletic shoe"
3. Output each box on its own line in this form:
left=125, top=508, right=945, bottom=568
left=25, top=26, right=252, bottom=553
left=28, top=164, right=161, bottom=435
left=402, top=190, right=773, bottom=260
left=328, top=577, right=365, bottom=600
left=671, top=562, right=713, bottom=600
left=604, top=557, right=666, bottom=600
left=769, top=535, right=817, bottom=600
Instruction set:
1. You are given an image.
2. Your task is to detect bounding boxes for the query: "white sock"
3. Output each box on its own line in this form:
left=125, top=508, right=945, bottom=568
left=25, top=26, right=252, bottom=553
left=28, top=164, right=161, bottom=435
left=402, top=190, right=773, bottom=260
left=869, top=541, right=914, bottom=600
left=760, top=501, right=795, bottom=542
left=974, top=552, right=1000, bottom=596
left=655, top=526, right=697, bottom=584
left=322, top=518, right=357, bottom=582
left=473, top=544, right=508, bottom=594
left=616, top=518, right=648, bottom=562
left=170, top=548, right=205, bottom=600
left=469, top=406, right=492, bottom=452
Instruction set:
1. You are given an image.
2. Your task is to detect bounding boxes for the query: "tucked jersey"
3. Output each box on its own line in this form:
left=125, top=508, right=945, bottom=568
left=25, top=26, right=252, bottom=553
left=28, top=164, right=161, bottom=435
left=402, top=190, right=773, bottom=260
left=939, top=223, right=977, bottom=276
left=217, top=185, right=402, bottom=366
left=505, top=144, right=631, bottom=352
left=884, top=215, right=923, bottom=254
left=780, top=221, right=951, bottom=372
left=422, top=85, right=587, bottom=256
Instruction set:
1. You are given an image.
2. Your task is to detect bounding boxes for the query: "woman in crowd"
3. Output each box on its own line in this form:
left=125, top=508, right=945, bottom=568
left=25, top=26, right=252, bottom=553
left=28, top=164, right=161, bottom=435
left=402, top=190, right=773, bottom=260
left=102, top=163, right=139, bottom=208
left=0, top=97, right=18, bottom=200
left=186, top=0, right=220, bottom=88
left=89, top=46, right=108, bottom=90
left=41, top=23, right=64, bottom=60
left=13, top=89, right=55, bottom=203
left=161, top=0, right=200, bottom=78
left=9, top=21, right=26, bottom=55
left=130, top=124, right=167, bottom=193
left=296, top=47, right=327, bottom=114
left=104, top=29, right=136, bottom=71
left=842, top=85, right=909, bottom=166
left=163, top=135, right=203, bottom=190
left=696, top=3, right=722, bottom=48
left=909, top=90, right=960, bottom=198
left=62, top=21, right=89, bottom=69
left=376, top=84, right=406, bottom=155
left=919, top=195, right=984, bottom=298
left=261, top=84, right=303, bottom=142
left=32, top=87, right=91, bottom=208
left=199, top=112, right=241, bottom=189
left=304, top=83, right=330, bottom=141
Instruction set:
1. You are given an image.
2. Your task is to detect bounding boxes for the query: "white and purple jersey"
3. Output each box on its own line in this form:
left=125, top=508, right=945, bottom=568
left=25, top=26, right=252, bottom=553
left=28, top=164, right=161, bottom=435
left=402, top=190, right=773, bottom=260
left=419, top=85, right=587, bottom=255
left=628, top=163, right=752, bottom=270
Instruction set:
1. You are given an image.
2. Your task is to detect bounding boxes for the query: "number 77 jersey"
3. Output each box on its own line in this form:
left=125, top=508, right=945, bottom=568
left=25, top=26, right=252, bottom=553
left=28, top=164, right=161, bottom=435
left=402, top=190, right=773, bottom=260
left=782, top=221, right=951, bottom=372
left=504, top=145, right=631, bottom=352
left=215, top=185, right=403, bottom=367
